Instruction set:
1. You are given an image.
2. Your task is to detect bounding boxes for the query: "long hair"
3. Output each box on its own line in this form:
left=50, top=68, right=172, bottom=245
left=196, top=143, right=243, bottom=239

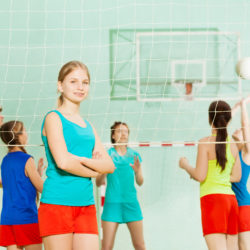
left=57, top=61, right=90, bottom=107
left=208, top=100, right=231, bottom=171
left=0, top=120, right=27, bottom=153
left=110, top=121, right=129, bottom=144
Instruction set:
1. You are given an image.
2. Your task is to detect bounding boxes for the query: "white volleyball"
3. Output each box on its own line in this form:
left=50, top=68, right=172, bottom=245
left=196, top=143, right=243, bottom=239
left=236, top=57, right=250, bottom=80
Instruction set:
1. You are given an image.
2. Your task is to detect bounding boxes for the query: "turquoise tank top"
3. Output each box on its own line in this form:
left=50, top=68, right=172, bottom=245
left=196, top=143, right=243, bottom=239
left=41, top=110, right=95, bottom=206
left=105, top=147, right=142, bottom=203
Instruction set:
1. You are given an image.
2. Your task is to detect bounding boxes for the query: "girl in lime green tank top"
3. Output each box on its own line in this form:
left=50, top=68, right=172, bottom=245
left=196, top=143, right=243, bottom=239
left=179, top=100, right=241, bottom=250
left=200, top=136, right=236, bottom=198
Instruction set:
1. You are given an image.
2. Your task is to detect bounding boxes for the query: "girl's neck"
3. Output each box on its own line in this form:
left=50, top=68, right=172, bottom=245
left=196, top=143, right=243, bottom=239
left=211, top=127, right=217, bottom=136
left=9, top=146, right=22, bottom=153
left=114, top=145, right=127, bottom=156
left=58, top=101, right=80, bottom=116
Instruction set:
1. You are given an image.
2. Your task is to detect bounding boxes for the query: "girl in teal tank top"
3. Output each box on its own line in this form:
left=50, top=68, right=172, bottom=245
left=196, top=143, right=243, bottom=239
left=96, top=121, right=146, bottom=250
left=41, top=110, right=96, bottom=206
left=179, top=100, right=241, bottom=250
left=38, top=61, right=115, bottom=250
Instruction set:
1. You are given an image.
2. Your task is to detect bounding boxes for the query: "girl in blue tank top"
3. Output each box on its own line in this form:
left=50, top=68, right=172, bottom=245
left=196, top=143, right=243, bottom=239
left=96, top=121, right=146, bottom=250
left=232, top=97, right=250, bottom=250
left=38, top=61, right=115, bottom=250
left=0, top=120, right=44, bottom=249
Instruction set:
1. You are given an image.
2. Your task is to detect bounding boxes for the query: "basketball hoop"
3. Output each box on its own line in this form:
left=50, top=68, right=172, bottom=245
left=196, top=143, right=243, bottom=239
left=185, top=82, right=193, bottom=101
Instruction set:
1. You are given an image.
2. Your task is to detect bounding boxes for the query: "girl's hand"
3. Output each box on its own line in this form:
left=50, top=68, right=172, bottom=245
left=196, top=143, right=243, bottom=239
left=234, top=101, right=241, bottom=108
left=37, top=158, right=46, bottom=177
left=242, top=96, right=250, bottom=106
left=232, top=101, right=241, bottom=116
left=93, top=151, right=102, bottom=159
left=244, top=95, right=250, bottom=104
left=179, top=157, right=189, bottom=170
left=130, top=156, right=141, bottom=173
left=233, top=97, right=248, bottom=113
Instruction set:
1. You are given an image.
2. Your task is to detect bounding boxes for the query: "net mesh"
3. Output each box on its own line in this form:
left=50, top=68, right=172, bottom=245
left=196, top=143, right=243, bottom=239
left=1, top=1, right=250, bottom=249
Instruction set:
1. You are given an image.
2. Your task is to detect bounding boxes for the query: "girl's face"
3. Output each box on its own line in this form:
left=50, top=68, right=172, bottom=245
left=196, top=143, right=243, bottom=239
left=112, top=124, right=129, bottom=144
left=58, top=67, right=90, bottom=104
left=19, top=127, right=28, bottom=145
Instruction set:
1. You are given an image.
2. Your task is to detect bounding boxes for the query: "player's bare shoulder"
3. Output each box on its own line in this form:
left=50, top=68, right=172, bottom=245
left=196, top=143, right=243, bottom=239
left=43, top=111, right=62, bottom=136
left=44, top=111, right=62, bottom=129
left=198, top=136, right=213, bottom=151
left=45, top=111, right=60, bottom=122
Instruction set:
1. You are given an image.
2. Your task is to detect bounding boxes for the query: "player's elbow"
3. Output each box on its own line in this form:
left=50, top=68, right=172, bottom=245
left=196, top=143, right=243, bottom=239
left=137, top=179, right=144, bottom=186
left=106, top=161, right=115, bottom=174
left=100, top=158, right=115, bottom=174
left=38, top=185, right=43, bottom=193
left=196, top=174, right=206, bottom=183
left=235, top=175, right=241, bottom=182
left=56, top=158, right=68, bottom=170
left=231, top=173, right=241, bottom=183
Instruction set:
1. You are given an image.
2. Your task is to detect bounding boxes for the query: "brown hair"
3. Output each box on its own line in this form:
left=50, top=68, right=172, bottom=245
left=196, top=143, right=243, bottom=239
left=0, top=106, right=2, bottom=112
left=57, top=61, right=90, bottom=107
left=110, top=121, right=129, bottom=144
left=208, top=100, right=231, bottom=171
left=0, top=120, right=27, bottom=153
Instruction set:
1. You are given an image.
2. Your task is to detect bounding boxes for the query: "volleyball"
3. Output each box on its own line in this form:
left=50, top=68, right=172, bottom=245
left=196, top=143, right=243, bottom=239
left=236, top=57, right=250, bottom=80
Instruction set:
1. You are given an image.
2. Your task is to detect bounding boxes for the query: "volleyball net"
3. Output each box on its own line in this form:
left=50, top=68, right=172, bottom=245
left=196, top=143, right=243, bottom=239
left=1, top=1, right=250, bottom=249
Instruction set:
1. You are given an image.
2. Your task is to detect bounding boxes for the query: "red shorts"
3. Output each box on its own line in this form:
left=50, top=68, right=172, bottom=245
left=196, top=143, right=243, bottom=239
left=0, top=223, right=42, bottom=247
left=38, top=203, right=98, bottom=237
left=238, top=205, right=250, bottom=233
left=200, top=194, right=238, bottom=236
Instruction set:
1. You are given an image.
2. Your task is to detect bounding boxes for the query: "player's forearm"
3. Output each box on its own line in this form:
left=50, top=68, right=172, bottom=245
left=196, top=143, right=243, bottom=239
left=58, top=154, right=99, bottom=178
left=184, top=165, right=203, bottom=182
left=135, top=168, right=144, bottom=186
left=79, top=157, right=115, bottom=174
left=241, top=101, right=248, bottom=125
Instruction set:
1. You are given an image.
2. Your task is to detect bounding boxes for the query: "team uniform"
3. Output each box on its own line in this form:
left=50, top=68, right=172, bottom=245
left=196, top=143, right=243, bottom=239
left=0, top=151, right=42, bottom=247
left=102, top=147, right=143, bottom=223
left=200, top=138, right=238, bottom=236
left=38, top=110, right=98, bottom=236
left=232, top=151, right=250, bottom=232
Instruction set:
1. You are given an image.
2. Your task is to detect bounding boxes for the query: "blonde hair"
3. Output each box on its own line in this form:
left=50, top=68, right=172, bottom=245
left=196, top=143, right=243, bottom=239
left=57, top=61, right=90, bottom=107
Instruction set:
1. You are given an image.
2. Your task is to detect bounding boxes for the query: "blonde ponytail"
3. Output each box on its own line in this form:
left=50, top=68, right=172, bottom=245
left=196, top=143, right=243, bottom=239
left=57, top=94, right=63, bottom=107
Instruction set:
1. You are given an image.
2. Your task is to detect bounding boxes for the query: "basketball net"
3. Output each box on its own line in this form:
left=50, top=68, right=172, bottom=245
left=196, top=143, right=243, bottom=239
left=185, top=82, right=193, bottom=101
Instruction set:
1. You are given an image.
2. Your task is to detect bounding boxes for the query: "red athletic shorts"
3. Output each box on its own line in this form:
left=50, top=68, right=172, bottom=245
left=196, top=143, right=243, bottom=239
left=200, top=194, right=238, bottom=236
left=0, top=223, right=42, bottom=247
left=238, top=205, right=250, bottom=233
left=38, top=203, right=98, bottom=237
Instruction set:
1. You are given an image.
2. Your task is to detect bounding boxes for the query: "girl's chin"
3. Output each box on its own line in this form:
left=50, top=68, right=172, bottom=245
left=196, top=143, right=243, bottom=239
left=117, top=141, right=128, bottom=144
left=71, top=99, right=84, bottom=104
